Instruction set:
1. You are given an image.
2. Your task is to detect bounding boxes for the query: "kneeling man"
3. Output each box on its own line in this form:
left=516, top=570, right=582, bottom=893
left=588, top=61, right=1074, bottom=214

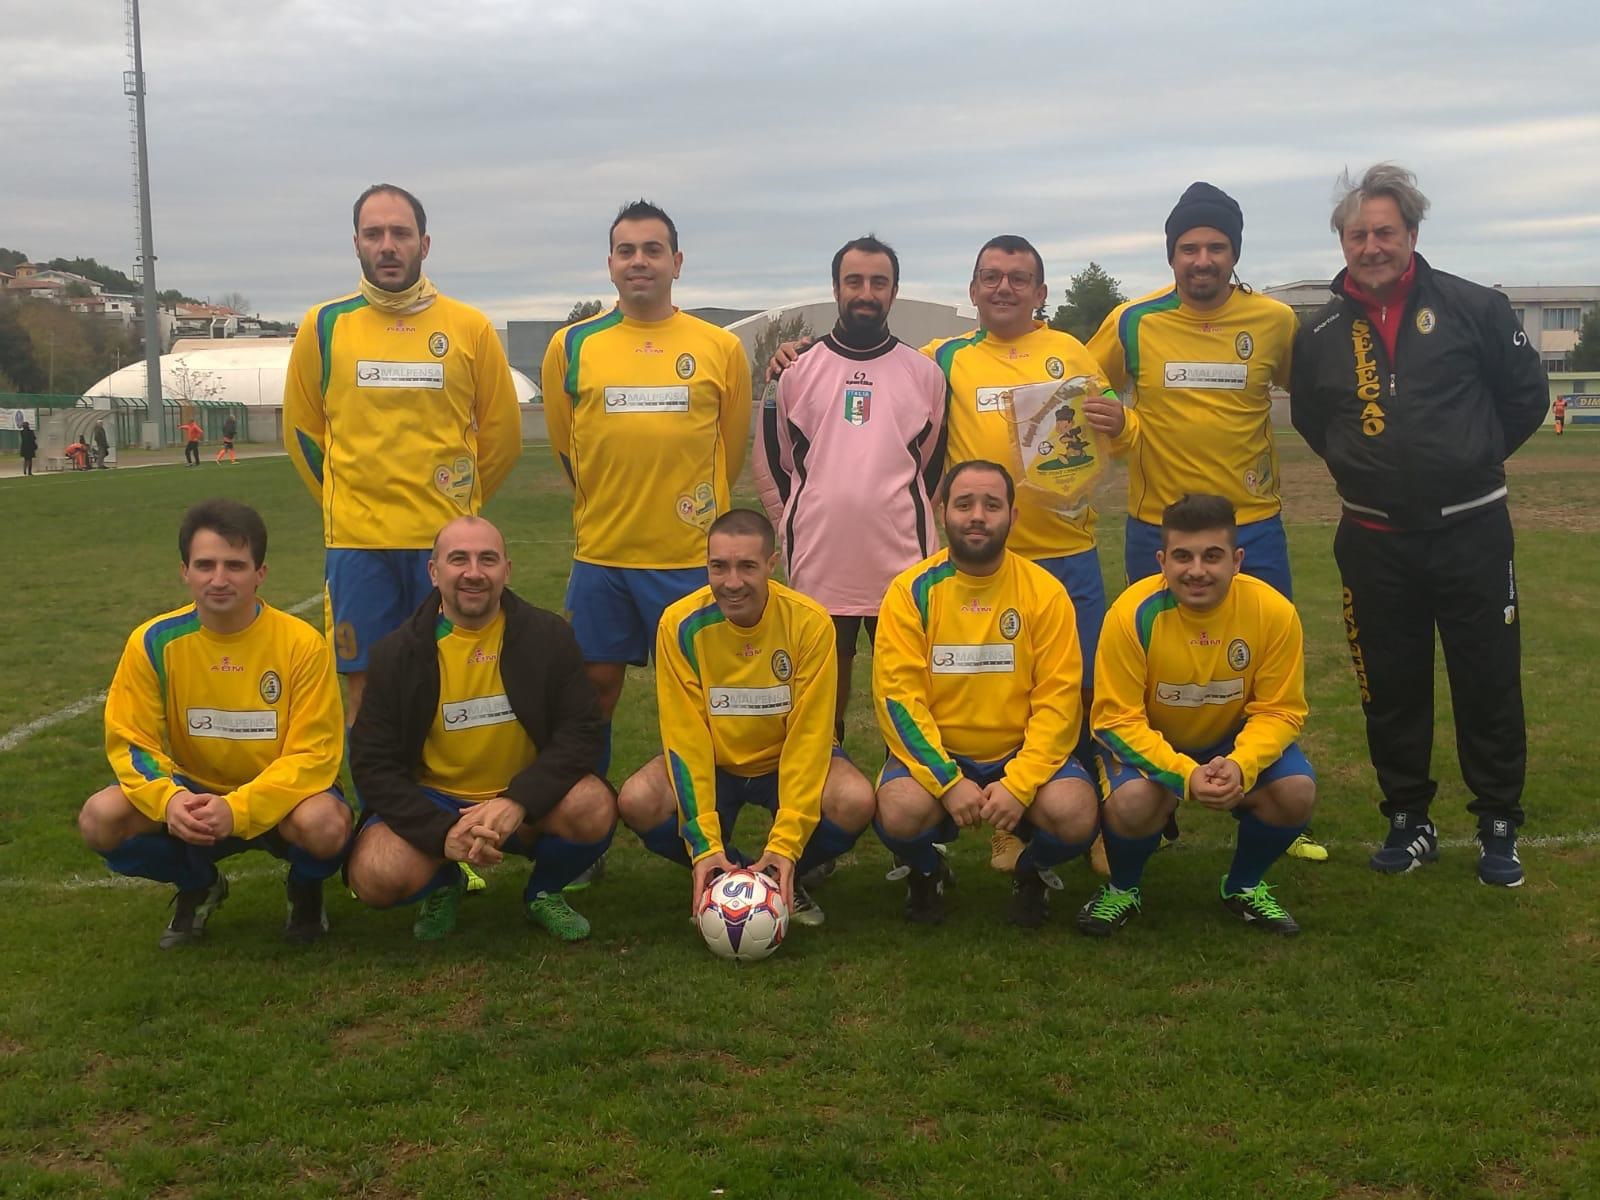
left=618, top=509, right=875, bottom=926
left=347, top=516, right=615, bottom=941
left=1078, top=494, right=1316, bottom=937
left=79, top=499, right=350, bottom=947
left=873, top=460, right=1100, bottom=927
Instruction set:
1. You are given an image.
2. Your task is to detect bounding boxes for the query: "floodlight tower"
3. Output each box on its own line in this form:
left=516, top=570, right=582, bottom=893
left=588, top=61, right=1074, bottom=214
left=125, top=0, right=165, bottom=447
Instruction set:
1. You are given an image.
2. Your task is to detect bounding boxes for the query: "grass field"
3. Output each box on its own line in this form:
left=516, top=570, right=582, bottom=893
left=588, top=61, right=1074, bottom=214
left=2, top=434, right=1597, bottom=1199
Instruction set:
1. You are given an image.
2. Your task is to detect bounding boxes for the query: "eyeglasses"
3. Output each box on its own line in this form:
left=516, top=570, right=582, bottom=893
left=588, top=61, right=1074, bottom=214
left=975, top=268, right=1037, bottom=290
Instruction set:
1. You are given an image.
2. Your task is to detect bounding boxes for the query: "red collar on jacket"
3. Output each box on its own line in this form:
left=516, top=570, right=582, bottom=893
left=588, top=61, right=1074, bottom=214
left=1342, top=256, right=1417, bottom=362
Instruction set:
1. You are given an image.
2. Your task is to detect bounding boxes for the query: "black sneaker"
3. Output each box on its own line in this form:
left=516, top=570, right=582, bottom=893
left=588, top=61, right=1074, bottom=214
left=1007, top=868, right=1050, bottom=929
left=1369, top=812, right=1439, bottom=874
left=798, top=858, right=838, bottom=889
left=1160, top=813, right=1181, bottom=847
left=1219, top=876, right=1301, bottom=936
left=903, top=861, right=950, bottom=925
left=1075, top=884, right=1142, bottom=937
left=790, top=882, right=826, bottom=927
left=160, top=872, right=229, bottom=949
left=284, top=875, right=329, bottom=945
left=1476, top=819, right=1524, bottom=888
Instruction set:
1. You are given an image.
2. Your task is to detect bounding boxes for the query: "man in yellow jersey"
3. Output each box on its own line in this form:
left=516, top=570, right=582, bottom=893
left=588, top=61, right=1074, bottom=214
left=1082, top=182, right=1327, bottom=863
left=543, top=200, right=753, bottom=790
left=617, top=509, right=875, bottom=926
left=772, top=237, right=1112, bottom=877
left=346, top=517, right=616, bottom=942
left=873, top=461, right=1100, bottom=927
left=78, top=500, right=350, bottom=948
left=283, top=184, right=522, bottom=725
left=1077, top=495, right=1316, bottom=938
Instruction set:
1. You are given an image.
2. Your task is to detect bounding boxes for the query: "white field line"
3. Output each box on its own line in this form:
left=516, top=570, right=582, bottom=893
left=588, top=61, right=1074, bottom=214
left=0, top=592, right=323, bottom=754
left=6, top=829, right=1600, bottom=892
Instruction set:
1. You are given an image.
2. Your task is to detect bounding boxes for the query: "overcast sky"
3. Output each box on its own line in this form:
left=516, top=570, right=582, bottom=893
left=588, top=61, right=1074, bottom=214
left=5, top=0, right=1598, bottom=324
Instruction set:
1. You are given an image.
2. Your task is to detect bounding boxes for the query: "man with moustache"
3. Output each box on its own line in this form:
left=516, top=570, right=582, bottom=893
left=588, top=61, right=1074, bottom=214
left=753, top=235, right=948, bottom=745
left=872, top=461, right=1100, bottom=928
left=1291, top=163, right=1546, bottom=887
left=283, top=184, right=522, bottom=728
left=347, top=516, right=615, bottom=941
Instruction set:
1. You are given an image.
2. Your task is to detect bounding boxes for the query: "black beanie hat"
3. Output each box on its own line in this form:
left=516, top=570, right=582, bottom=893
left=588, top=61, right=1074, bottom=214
left=1165, top=182, right=1243, bottom=262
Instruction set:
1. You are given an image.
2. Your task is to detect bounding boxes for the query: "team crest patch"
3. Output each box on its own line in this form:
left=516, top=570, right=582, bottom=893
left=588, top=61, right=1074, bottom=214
left=675, top=481, right=717, bottom=530
left=1227, top=638, right=1250, bottom=671
left=771, top=649, right=793, bottom=681
left=999, top=608, right=1021, bottom=640
left=1415, top=308, right=1436, bottom=335
left=843, top=387, right=872, bottom=426
left=259, top=670, right=282, bottom=704
left=675, top=353, right=696, bottom=379
left=1235, top=331, right=1254, bottom=361
left=433, top=457, right=475, bottom=504
left=1045, top=356, right=1065, bottom=379
left=428, top=332, right=449, bottom=358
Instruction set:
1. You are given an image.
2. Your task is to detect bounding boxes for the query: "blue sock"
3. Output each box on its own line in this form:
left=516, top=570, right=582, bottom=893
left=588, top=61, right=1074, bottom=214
left=638, top=816, right=692, bottom=867
left=525, top=826, right=616, bottom=899
left=1103, top=824, right=1162, bottom=891
left=397, top=861, right=460, bottom=908
left=101, top=833, right=215, bottom=891
left=282, top=838, right=347, bottom=885
left=596, top=722, right=613, bottom=779
left=796, top=815, right=862, bottom=876
left=873, top=818, right=942, bottom=876
left=1015, top=827, right=1096, bottom=874
left=1225, top=810, right=1306, bottom=894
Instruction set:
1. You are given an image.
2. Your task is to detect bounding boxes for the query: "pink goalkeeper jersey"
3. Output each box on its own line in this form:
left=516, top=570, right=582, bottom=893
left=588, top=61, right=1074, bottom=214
left=754, top=331, right=948, bottom=616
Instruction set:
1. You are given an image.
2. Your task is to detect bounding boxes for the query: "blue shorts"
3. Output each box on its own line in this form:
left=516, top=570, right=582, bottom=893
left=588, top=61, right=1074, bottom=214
left=1124, top=513, right=1293, bottom=600
left=565, top=562, right=707, bottom=666
left=1031, top=547, right=1107, bottom=678
left=877, top=749, right=1095, bottom=842
left=137, top=774, right=345, bottom=858
left=1102, top=735, right=1315, bottom=797
left=326, top=548, right=435, bottom=673
left=358, top=786, right=537, bottom=856
left=712, top=746, right=849, bottom=854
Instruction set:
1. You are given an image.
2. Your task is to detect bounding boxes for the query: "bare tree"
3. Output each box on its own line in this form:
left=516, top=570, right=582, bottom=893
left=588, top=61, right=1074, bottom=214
left=749, top=312, right=814, bottom=397
left=566, top=299, right=605, bottom=322
left=217, top=291, right=251, bottom=316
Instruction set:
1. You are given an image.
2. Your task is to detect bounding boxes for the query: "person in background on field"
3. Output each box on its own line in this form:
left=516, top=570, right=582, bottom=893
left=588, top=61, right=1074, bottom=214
left=92, top=420, right=111, bottom=469
left=180, top=417, right=204, bottom=468
left=18, top=419, right=37, bottom=476
left=65, top=438, right=89, bottom=471
left=1552, top=394, right=1566, bottom=436
left=216, top=414, right=238, bottom=463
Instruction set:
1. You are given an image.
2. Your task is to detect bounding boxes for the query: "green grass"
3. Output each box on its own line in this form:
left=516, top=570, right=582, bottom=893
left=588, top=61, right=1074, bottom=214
left=2, top=435, right=1598, bottom=1198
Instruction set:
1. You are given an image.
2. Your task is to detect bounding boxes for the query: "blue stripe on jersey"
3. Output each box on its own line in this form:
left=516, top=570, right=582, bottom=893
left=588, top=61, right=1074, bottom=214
left=1133, top=588, right=1179, bottom=652
left=669, top=749, right=711, bottom=859
left=932, top=330, right=987, bottom=382
left=1117, top=289, right=1180, bottom=379
left=295, top=427, right=325, bottom=485
left=561, top=307, right=625, bottom=401
left=314, top=295, right=369, bottom=395
left=886, top=698, right=959, bottom=788
left=142, top=608, right=202, bottom=695
left=909, top=559, right=957, bottom=630
left=675, top=602, right=726, bottom=676
left=128, top=743, right=166, bottom=783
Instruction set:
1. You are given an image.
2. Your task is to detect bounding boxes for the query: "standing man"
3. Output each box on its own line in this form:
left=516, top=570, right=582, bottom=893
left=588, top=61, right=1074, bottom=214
left=92, top=419, right=111, bottom=469
left=1077, top=495, right=1315, bottom=938
left=284, top=183, right=522, bottom=727
left=180, top=416, right=203, bottom=467
left=77, top=500, right=349, bottom=946
left=1082, top=182, right=1325, bottom=862
left=1552, top=394, right=1566, bottom=436
left=1291, top=163, right=1547, bottom=887
left=753, top=235, right=947, bottom=744
left=18, top=419, right=37, bottom=476
left=542, top=200, right=752, bottom=781
left=215, top=413, right=238, bottom=464
left=347, top=516, right=615, bottom=941
left=872, top=461, right=1100, bottom=927
left=616, top=510, right=876, bottom=925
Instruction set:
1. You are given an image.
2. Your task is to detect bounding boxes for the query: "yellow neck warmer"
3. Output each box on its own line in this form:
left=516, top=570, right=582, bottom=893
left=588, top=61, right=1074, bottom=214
left=359, top=272, right=438, bottom=315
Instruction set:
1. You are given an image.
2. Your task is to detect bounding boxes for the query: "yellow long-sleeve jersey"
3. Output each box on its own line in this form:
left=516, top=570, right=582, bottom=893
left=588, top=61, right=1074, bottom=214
left=283, top=292, right=522, bottom=549
left=874, top=549, right=1082, bottom=805
left=416, top=611, right=538, bottom=802
left=656, top=581, right=835, bottom=865
left=543, top=308, right=752, bottom=569
left=922, top=323, right=1102, bottom=559
left=104, top=602, right=344, bottom=840
left=1093, top=573, right=1306, bottom=798
left=1087, top=286, right=1296, bottom=524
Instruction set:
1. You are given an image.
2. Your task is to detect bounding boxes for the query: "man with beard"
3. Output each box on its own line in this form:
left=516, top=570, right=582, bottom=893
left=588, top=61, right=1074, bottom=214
left=753, top=235, right=947, bottom=744
left=347, top=517, right=616, bottom=941
left=1081, top=181, right=1326, bottom=862
left=1077, top=494, right=1316, bottom=938
left=871, top=461, right=1099, bottom=927
left=283, top=184, right=522, bottom=729
left=616, top=509, right=875, bottom=925
left=542, top=200, right=752, bottom=787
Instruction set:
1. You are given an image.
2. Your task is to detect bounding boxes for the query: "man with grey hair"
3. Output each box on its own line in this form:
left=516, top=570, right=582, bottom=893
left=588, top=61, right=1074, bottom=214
left=1290, top=163, right=1547, bottom=887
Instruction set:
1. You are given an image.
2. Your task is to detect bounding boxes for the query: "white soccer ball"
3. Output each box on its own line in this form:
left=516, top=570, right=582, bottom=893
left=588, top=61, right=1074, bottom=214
left=696, top=868, right=789, bottom=963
